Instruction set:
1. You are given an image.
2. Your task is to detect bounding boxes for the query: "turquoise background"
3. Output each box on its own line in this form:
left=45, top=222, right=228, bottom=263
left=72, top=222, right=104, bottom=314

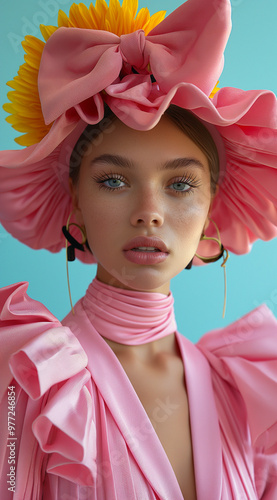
left=0, top=0, right=277, bottom=341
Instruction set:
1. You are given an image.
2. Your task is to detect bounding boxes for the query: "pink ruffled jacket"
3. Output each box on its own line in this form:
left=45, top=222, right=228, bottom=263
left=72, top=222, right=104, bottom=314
left=0, top=281, right=277, bottom=499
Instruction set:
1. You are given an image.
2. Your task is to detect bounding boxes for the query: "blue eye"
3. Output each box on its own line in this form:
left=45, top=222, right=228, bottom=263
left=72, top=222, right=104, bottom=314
left=170, top=181, right=190, bottom=192
left=104, top=178, right=125, bottom=188
left=169, top=174, right=201, bottom=193
left=93, top=173, right=127, bottom=190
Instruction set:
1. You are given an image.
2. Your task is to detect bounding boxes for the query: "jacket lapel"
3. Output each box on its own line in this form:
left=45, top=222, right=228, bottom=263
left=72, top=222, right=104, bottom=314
left=176, top=333, right=222, bottom=500
left=77, top=306, right=184, bottom=499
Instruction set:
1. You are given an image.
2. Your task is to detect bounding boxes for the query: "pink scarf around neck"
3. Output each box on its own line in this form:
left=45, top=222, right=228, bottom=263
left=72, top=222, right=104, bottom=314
left=82, top=278, right=177, bottom=345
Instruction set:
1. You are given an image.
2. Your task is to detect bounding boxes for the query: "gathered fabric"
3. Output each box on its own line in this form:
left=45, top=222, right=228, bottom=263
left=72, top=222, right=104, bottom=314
left=0, top=279, right=277, bottom=499
left=82, top=278, right=177, bottom=345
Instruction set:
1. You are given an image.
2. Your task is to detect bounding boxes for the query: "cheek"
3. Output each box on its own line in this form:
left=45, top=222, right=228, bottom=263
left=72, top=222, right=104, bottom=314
left=170, top=193, right=211, bottom=226
left=80, top=197, right=123, bottom=248
left=170, top=196, right=211, bottom=247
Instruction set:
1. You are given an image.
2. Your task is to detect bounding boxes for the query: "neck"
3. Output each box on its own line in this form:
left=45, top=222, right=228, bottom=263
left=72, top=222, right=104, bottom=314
left=102, top=331, right=179, bottom=362
left=96, top=266, right=171, bottom=296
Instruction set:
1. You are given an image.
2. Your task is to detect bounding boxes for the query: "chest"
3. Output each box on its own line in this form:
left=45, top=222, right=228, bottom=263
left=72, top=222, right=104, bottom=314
left=119, top=356, right=197, bottom=500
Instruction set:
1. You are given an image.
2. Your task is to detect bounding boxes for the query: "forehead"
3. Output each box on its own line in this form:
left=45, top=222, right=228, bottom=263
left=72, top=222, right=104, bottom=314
left=81, top=115, right=210, bottom=171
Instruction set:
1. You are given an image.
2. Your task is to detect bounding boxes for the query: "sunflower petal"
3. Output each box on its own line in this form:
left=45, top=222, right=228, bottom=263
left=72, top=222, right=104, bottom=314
left=145, top=10, right=166, bottom=35
left=5, top=115, right=44, bottom=127
left=57, top=9, right=70, bottom=27
left=210, top=81, right=220, bottom=98
left=123, top=0, right=138, bottom=19
left=40, top=24, right=58, bottom=42
left=88, top=3, right=102, bottom=28
left=17, top=66, right=38, bottom=85
left=22, top=35, right=45, bottom=53
left=23, top=53, right=42, bottom=70
left=69, top=4, right=91, bottom=28
left=134, top=8, right=149, bottom=31
left=7, top=78, right=37, bottom=92
left=15, top=130, right=50, bottom=147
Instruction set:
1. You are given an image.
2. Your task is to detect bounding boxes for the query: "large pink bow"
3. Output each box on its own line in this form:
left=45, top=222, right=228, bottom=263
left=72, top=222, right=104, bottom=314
left=39, top=0, right=231, bottom=129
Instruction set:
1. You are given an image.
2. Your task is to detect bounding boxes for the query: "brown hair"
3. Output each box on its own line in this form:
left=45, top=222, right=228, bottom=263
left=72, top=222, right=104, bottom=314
left=164, top=105, right=219, bottom=193
left=69, top=104, right=219, bottom=193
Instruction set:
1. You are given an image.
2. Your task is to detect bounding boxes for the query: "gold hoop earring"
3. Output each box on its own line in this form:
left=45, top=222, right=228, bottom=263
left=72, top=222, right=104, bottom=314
left=62, top=212, right=87, bottom=315
left=195, top=220, right=229, bottom=318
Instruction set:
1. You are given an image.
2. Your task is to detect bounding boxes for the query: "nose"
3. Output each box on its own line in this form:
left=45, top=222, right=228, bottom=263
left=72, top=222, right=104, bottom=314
left=130, top=192, right=164, bottom=227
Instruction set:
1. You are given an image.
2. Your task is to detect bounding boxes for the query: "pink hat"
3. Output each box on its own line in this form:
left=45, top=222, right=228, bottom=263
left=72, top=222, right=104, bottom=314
left=0, top=0, right=277, bottom=264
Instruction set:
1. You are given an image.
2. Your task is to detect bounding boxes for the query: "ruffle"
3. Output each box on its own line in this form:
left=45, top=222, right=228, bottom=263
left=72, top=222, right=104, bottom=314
left=197, top=304, right=277, bottom=453
left=0, top=123, right=96, bottom=264
left=0, top=282, right=96, bottom=486
left=202, top=87, right=277, bottom=256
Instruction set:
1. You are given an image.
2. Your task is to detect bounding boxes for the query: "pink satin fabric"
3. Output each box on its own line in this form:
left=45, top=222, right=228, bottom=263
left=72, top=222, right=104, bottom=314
left=82, top=278, right=177, bottom=344
left=0, top=280, right=277, bottom=499
left=38, top=0, right=230, bottom=128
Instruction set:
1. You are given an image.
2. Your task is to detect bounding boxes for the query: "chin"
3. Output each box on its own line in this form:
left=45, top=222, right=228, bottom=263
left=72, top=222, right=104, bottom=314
left=96, top=261, right=179, bottom=295
left=115, top=271, right=172, bottom=295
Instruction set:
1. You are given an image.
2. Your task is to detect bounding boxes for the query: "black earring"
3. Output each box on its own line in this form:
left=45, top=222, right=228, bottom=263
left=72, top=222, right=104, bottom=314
left=185, top=259, right=193, bottom=270
left=62, top=213, right=87, bottom=315
left=62, top=222, right=86, bottom=261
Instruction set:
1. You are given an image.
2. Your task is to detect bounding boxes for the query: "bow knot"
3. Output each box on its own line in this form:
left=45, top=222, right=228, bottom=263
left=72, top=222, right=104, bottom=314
left=38, top=0, right=231, bottom=128
left=119, top=30, right=148, bottom=72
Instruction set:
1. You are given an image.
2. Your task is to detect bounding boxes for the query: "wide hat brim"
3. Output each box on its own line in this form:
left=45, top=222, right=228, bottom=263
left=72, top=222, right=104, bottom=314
left=0, top=0, right=277, bottom=264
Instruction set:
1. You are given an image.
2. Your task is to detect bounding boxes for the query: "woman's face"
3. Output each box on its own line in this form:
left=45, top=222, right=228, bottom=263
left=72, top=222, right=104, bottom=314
left=71, top=115, right=214, bottom=294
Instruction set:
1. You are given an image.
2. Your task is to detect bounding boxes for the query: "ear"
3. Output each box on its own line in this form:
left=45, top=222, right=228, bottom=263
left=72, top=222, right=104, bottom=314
left=69, top=178, right=85, bottom=226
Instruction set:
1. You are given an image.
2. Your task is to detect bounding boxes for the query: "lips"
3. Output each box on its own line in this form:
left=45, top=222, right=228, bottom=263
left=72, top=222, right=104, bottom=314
left=123, top=236, right=169, bottom=253
left=123, top=236, right=169, bottom=265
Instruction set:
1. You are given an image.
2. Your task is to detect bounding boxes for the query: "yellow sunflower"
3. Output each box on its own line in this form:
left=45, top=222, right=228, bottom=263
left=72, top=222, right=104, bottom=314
left=4, top=36, right=51, bottom=147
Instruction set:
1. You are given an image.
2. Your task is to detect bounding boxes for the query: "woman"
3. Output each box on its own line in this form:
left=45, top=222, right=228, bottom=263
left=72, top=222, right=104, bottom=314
left=0, top=0, right=277, bottom=498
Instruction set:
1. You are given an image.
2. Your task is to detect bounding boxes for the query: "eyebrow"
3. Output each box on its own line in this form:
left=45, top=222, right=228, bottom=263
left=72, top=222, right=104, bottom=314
left=90, top=154, right=204, bottom=170
left=90, top=154, right=134, bottom=169
left=162, top=158, right=205, bottom=171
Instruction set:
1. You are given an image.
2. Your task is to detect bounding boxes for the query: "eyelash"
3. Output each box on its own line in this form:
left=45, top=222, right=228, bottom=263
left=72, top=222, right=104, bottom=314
left=92, top=172, right=201, bottom=194
left=92, top=172, right=127, bottom=191
left=169, top=174, right=201, bottom=194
